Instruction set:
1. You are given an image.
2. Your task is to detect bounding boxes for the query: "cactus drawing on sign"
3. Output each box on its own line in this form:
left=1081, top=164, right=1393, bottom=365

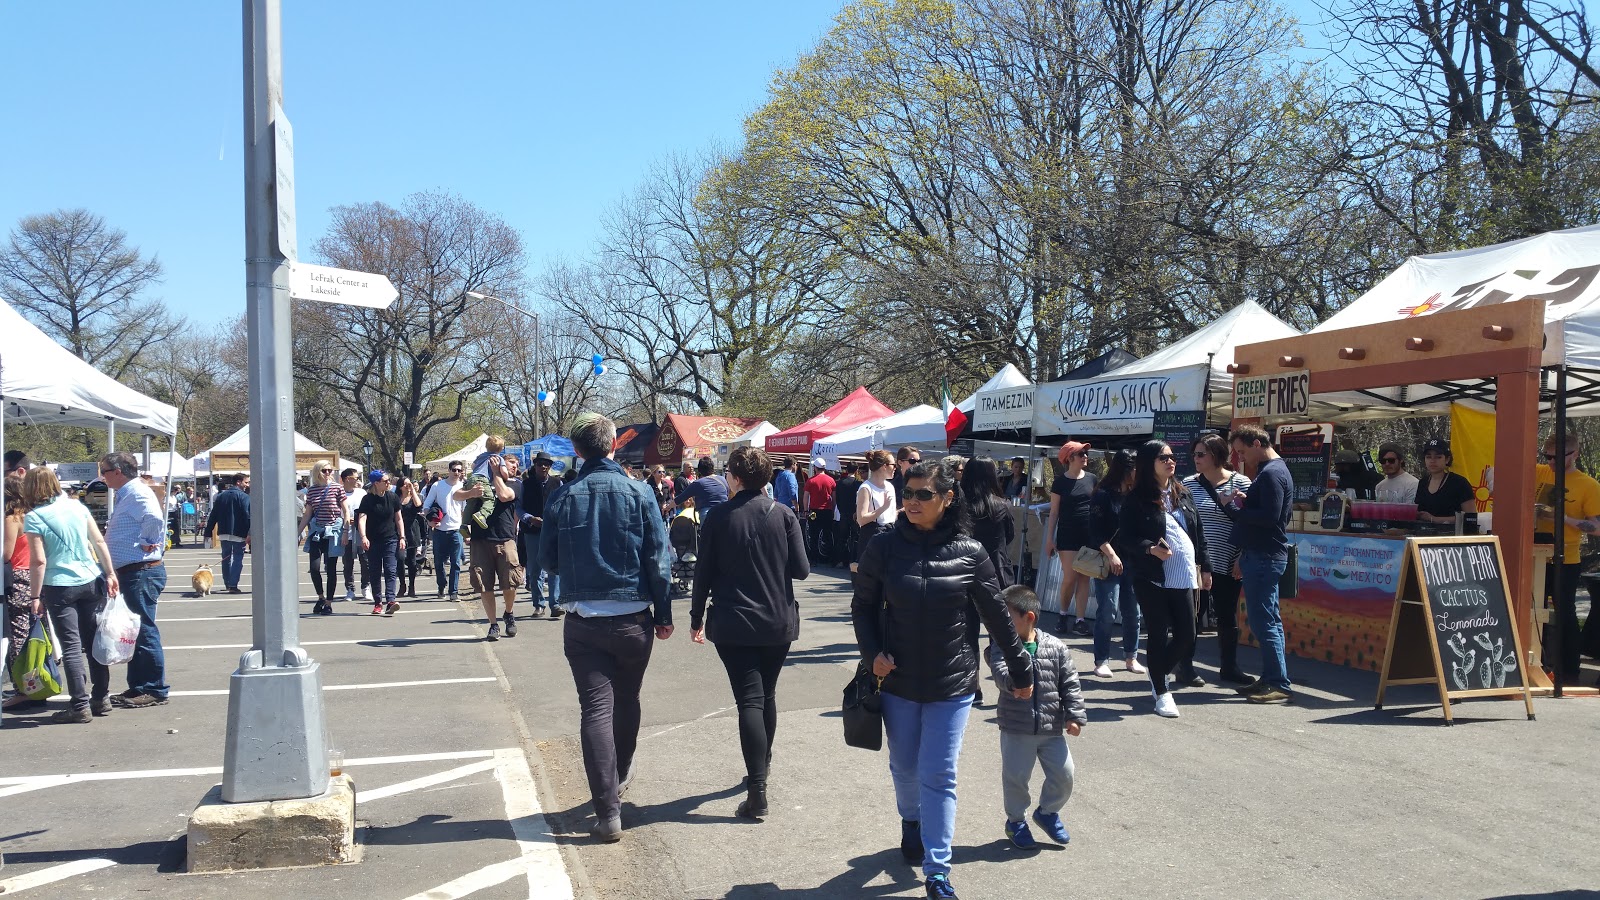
left=1473, top=633, right=1515, bottom=688
left=1447, top=632, right=1469, bottom=661
left=1450, top=649, right=1476, bottom=691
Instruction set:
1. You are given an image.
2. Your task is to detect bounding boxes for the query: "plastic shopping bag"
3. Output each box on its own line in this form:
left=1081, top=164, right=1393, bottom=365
left=93, top=591, right=140, bottom=666
left=11, top=616, right=62, bottom=699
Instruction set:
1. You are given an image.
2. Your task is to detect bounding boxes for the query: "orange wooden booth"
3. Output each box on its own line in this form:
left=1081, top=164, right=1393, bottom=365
left=1231, top=298, right=1552, bottom=689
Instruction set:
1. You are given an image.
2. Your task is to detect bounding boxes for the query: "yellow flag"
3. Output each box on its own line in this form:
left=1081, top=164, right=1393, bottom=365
left=1449, top=402, right=1496, bottom=512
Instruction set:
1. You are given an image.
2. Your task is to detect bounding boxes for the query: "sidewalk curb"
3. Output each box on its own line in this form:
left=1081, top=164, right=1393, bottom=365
left=466, top=598, right=597, bottom=900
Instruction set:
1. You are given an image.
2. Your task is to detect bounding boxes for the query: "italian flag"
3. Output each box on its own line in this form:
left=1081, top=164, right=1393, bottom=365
left=942, top=378, right=967, bottom=447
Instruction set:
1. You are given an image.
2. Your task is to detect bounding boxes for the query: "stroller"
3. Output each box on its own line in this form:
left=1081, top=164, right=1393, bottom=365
left=669, top=508, right=699, bottom=598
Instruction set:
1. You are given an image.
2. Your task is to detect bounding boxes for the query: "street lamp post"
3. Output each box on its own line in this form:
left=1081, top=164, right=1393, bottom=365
left=362, top=439, right=373, bottom=470
left=466, top=291, right=544, bottom=437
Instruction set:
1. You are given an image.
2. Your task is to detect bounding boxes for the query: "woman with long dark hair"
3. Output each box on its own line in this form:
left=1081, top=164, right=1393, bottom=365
left=1087, top=450, right=1143, bottom=678
left=960, top=458, right=1014, bottom=586
left=689, top=446, right=810, bottom=820
left=1182, top=433, right=1254, bottom=685
left=1117, top=441, right=1210, bottom=718
left=396, top=476, right=426, bottom=599
left=853, top=459, right=1033, bottom=899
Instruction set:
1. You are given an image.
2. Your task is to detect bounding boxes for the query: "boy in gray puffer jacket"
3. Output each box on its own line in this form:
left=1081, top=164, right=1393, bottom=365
left=987, top=584, right=1087, bottom=849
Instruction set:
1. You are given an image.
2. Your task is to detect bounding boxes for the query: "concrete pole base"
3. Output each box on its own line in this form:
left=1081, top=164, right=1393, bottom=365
left=187, top=775, right=358, bottom=873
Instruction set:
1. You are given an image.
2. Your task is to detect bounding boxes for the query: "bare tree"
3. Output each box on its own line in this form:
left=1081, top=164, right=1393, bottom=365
left=0, top=208, right=177, bottom=380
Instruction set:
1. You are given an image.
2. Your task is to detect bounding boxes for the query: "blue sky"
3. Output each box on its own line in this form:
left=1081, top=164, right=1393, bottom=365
left=0, top=2, right=847, bottom=328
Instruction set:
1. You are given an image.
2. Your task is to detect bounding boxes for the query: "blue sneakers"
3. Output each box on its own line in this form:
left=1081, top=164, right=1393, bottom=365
left=1032, top=808, right=1070, bottom=844
left=924, top=874, right=959, bottom=899
left=1005, top=819, right=1036, bottom=849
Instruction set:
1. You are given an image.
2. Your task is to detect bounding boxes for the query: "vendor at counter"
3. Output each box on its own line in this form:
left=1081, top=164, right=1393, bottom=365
left=1535, top=429, right=1600, bottom=682
left=1333, top=450, right=1380, bottom=498
left=1373, top=443, right=1419, bottom=503
left=1414, top=438, right=1476, bottom=523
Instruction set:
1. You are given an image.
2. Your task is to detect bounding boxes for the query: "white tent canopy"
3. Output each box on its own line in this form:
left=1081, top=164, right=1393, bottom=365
left=198, top=425, right=358, bottom=475
left=814, top=405, right=943, bottom=468
left=426, top=434, right=488, bottom=472
left=1110, top=300, right=1300, bottom=398
left=732, top=421, right=779, bottom=449
left=957, top=363, right=1030, bottom=413
left=0, top=295, right=178, bottom=436
left=140, top=451, right=193, bottom=479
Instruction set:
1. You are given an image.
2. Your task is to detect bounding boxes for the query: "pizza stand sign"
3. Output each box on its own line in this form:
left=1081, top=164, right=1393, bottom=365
left=1374, top=535, right=1534, bottom=724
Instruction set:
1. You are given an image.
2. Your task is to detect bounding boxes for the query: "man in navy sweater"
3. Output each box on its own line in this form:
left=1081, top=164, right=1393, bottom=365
left=1228, top=425, right=1294, bottom=703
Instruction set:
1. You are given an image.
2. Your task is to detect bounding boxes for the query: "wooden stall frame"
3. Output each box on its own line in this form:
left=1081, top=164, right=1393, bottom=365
left=1233, top=298, right=1552, bottom=689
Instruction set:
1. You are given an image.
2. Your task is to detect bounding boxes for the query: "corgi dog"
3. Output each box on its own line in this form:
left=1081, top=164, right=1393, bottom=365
left=192, top=565, right=214, bottom=597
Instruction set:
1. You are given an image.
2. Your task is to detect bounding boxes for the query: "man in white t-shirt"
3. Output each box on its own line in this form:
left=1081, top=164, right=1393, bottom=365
left=340, top=468, right=370, bottom=601
left=424, top=462, right=468, bottom=600
left=1374, top=442, right=1420, bottom=504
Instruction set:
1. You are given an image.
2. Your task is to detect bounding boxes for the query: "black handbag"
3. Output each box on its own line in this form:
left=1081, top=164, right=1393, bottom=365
left=842, top=663, right=884, bottom=751
left=1279, top=543, right=1299, bottom=599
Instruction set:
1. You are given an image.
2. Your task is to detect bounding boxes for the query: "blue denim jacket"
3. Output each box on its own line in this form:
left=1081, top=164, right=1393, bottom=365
left=538, top=456, right=672, bottom=625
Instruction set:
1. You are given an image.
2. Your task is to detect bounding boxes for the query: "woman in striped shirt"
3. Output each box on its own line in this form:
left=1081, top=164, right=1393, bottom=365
left=1180, top=433, right=1254, bottom=686
left=297, top=460, right=348, bottom=615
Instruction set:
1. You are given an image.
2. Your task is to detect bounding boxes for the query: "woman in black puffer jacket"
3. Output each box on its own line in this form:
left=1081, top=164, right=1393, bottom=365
left=1117, top=440, right=1210, bottom=720
left=852, top=460, right=1033, bottom=900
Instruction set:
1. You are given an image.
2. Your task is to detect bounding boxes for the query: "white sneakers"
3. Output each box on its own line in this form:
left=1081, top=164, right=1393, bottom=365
left=1125, top=657, right=1148, bottom=674
left=1091, top=662, right=1113, bottom=678
left=1153, top=691, right=1180, bottom=718
left=344, top=589, right=355, bottom=601
left=362, top=587, right=373, bottom=602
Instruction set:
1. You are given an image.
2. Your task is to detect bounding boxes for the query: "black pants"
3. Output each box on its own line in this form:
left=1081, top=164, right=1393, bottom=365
left=714, top=642, right=791, bottom=786
left=342, top=538, right=369, bottom=594
left=1545, top=561, right=1584, bottom=679
left=1191, top=572, right=1243, bottom=675
left=1135, top=582, right=1196, bottom=697
left=44, top=582, right=109, bottom=712
left=563, top=610, right=655, bottom=821
left=308, top=535, right=339, bottom=601
left=834, top=520, right=858, bottom=567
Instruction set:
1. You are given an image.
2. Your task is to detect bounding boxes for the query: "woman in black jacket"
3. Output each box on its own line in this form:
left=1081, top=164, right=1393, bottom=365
left=960, top=458, right=1015, bottom=586
left=1117, top=440, right=1210, bottom=719
left=690, top=446, right=810, bottom=821
left=853, top=460, right=1033, bottom=900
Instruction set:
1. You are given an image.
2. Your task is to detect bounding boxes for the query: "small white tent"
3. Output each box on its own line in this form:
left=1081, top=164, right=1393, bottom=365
left=730, top=421, right=780, bottom=449
left=199, top=426, right=358, bottom=475
left=426, top=434, right=488, bottom=473
left=814, top=405, right=944, bottom=468
left=140, top=452, right=194, bottom=479
left=958, top=363, right=1030, bottom=413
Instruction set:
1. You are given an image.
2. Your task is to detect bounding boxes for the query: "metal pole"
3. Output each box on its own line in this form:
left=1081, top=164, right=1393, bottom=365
left=106, top=419, right=116, bottom=516
left=534, top=311, right=543, bottom=439
left=221, top=0, right=328, bottom=803
left=1552, top=366, right=1567, bottom=698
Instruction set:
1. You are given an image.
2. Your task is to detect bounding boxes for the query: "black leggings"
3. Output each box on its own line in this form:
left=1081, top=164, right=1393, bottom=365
left=307, top=535, right=339, bottom=601
left=342, top=539, right=369, bottom=593
left=1194, top=572, right=1243, bottom=674
left=1135, top=583, right=1196, bottom=697
left=714, top=642, right=791, bottom=786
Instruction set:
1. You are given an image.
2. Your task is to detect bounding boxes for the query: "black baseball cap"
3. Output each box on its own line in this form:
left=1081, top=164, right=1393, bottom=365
left=1422, top=438, right=1450, bottom=456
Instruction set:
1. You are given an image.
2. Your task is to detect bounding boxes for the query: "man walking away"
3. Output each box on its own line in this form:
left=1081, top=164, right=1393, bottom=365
left=459, top=450, right=521, bottom=640
left=540, top=413, right=673, bottom=843
left=1228, top=425, right=1294, bottom=704
left=833, top=463, right=863, bottom=567
left=675, top=457, right=729, bottom=518
left=357, top=470, right=405, bottom=616
left=100, top=452, right=170, bottom=709
left=520, top=451, right=564, bottom=619
left=425, top=462, right=467, bottom=600
left=340, top=468, right=369, bottom=602
left=773, top=457, right=800, bottom=513
left=204, top=473, right=251, bottom=593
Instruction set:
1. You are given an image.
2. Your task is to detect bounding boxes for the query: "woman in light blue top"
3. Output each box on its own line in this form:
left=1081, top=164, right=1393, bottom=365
left=23, top=467, right=120, bottom=724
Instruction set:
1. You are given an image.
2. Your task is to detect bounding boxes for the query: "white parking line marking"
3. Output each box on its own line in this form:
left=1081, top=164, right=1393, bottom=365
left=167, top=677, right=497, bottom=697
left=0, top=858, right=117, bottom=894
left=644, top=705, right=735, bottom=740
left=396, top=749, right=572, bottom=900
left=356, top=759, right=500, bottom=804
left=0, top=750, right=499, bottom=787
left=162, top=608, right=445, bottom=622
left=164, top=635, right=479, bottom=650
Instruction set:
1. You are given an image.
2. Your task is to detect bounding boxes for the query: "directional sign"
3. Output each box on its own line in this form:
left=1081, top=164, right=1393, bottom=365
left=272, top=102, right=297, bottom=262
left=289, top=263, right=399, bottom=309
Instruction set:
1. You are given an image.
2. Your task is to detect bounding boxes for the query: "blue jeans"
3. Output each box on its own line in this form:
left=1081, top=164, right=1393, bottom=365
left=367, top=539, right=398, bottom=604
left=881, top=691, right=973, bottom=877
left=530, top=568, right=560, bottom=607
left=219, top=539, right=246, bottom=590
left=1239, top=551, right=1291, bottom=691
left=120, top=563, right=169, bottom=699
left=432, top=529, right=464, bottom=595
left=1091, top=572, right=1141, bottom=663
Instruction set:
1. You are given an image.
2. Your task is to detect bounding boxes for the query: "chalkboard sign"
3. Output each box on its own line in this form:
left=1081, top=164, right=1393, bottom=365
left=1275, top=423, right=1333, bottom=504
left=1319, top=491, right=1347, bottom=531
left=1152, top=410, right=1207, bottom=479
left=1375, top=536, right=1534, bottom=723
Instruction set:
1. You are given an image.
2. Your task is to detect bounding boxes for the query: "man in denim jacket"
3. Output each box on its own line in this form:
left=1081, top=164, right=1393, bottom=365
left=539, top=413, right=674, bottom=843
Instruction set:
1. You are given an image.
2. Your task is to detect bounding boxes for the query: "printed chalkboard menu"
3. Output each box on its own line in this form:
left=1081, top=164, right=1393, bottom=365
left=1274, top=423, right=1333, bottom=504
left=1152, top=410, right=1207, bottom=479
left=1375, top=535, right=1534, bottom=723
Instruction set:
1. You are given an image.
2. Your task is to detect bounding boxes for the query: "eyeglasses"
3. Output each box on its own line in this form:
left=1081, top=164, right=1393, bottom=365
left=535, top=461, right=552, bottom=467
left=906, top=457, right=921, bottom=464
left=450, top=468, right=463, bottom=473
left=99, top=468, right=113, bottom=475
left=321, top=468, right=333, bottom=473
left=1074, top=451, right=1088, bottom=458
left=1156, top=454, right=1176, bottom=462
left=1192, top=450, right=1208, bottom=459
left=1543, top=450, right=1575, bottom=461
left=1381, top=457, right=1400, bottom=464
left=903, top=488, right=944, bottom=502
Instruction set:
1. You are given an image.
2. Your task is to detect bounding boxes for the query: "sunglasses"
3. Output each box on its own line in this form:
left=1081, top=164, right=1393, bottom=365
left=450, top=468, right=464, bottom=473
left=1543, top=451, right=1575, bottom=461
left=1156, top=454, right=1176, bottom=462
left=903, top=488, right=945, bottom=502
left=321, top=468, right=333, bottom=473
left=1381, top=457, right=1400, bottom=464
left=1193, top=450, right=1209, bottom=458
left=906, top=457, right=921, bottom=464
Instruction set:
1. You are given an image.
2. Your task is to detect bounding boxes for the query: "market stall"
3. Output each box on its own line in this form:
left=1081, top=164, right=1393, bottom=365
left=813, top=404, right=943, bottom=469
left=643, top=414, right=765, bottom=467
left=613, top=422, right=660, bottom=467
left=197, top=426, right=354, bottom=476
left=764, top=387, right=893, bottom=457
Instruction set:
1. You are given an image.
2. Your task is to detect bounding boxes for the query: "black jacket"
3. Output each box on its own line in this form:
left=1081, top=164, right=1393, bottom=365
left=1116, top=487, right=1211, bottom=587
left=690, top=490, right=810, bottom=645
left=1087, top=487, right=1124, bottom=551
left=966, top=497, right=1015, bottom=587
left=852, top=516, right=1032, bottom=703
left=206, top=486, right=251, bottom=538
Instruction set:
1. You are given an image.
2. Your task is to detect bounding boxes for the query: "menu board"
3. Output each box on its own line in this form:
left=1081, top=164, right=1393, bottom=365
left=1152, top=410, right=1207, bottom=479
left=1374, top=536, right=1534, bottom=724
left=1274, top=423, right=1333, bottom=504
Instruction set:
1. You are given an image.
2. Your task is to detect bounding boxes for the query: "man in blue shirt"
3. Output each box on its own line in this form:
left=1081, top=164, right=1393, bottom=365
left=674, top=457, right=728, bottom=518
left=540, top=413, right=673, bottom=843
left=99, top=451, right=170, bottom=708
left=1228, top=425, right=1294, bottom=704
left=205, top=473, right=252, bottom=593
left=772, top=457, right=800, bottom=512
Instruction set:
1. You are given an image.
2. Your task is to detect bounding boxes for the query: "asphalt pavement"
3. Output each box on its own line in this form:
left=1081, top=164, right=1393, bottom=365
left=3, top=546, right=1598, bottom=899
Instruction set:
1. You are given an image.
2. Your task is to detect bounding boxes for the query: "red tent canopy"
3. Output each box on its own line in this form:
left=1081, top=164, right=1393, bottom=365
left=765, top=387, right=894, bottom=455
left=644, top=414, right=765, bottom=466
